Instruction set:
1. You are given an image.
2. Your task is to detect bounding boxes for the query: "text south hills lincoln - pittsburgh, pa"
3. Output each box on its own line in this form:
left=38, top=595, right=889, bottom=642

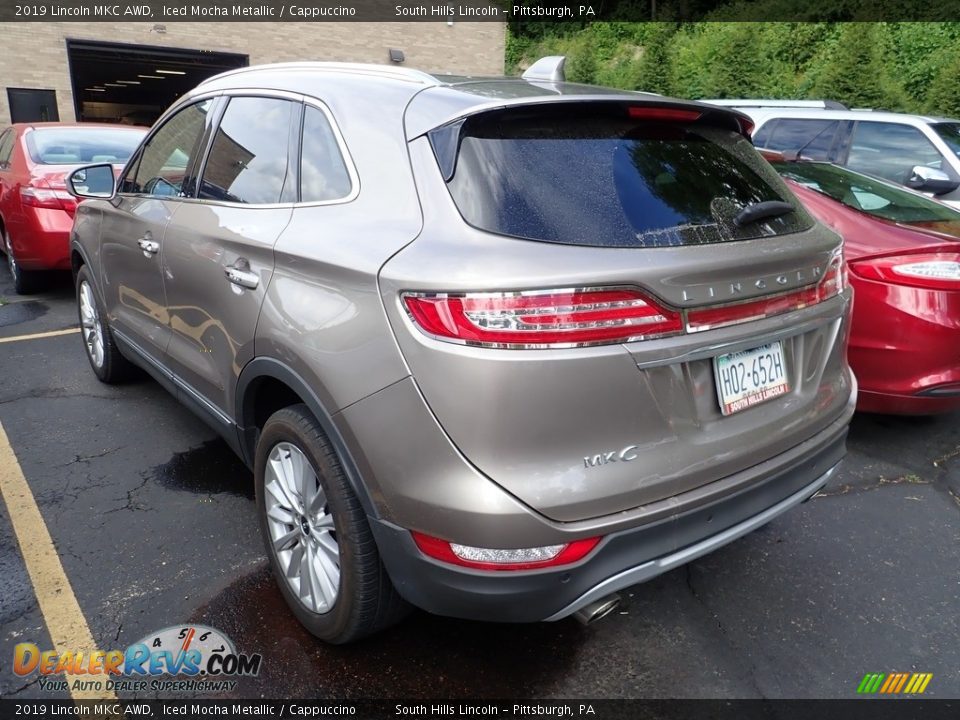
left=394, top=4, right=596, bottom=18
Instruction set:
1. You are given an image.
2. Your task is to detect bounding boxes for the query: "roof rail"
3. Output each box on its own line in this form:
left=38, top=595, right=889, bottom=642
left=522, top=56, right=566, bottom=83
left=700, top=99, right=849, bottom=110
left=198, top=61, right=443, bottom=87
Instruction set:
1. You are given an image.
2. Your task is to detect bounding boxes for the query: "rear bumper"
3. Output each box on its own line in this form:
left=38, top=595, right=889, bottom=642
left=11, top=207, right=72, bottom=270
left=371, top=411, right=849, bottom=623
left=849, top=279, right=960, bottom=414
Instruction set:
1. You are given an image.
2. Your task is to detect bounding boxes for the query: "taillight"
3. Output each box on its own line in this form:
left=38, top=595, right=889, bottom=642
left=850, top=251, right=960, bottom=291
left=686, top=251, right=846, bottom=333
left=402, top=288, right=683, bottom=349
left=411, top=532, right=601, bottom=571
left=404, top=255, right=847, bottom=348
left=20, top=177, right=77, bottom=213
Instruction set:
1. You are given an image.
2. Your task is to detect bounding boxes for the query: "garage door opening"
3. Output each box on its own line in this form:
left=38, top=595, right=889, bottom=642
left=67, top=40, right=248, bottom=126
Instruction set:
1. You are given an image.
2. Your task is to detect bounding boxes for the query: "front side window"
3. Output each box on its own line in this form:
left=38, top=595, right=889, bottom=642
left=123, top=99, right=212, bottom=197
left=438, top=104, right=812, bottom=248
left=198, top=96, right=294, bottom=204
left=846, top=122, right=944, bottom=185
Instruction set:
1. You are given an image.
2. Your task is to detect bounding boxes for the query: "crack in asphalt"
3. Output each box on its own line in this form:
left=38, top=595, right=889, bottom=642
left=932, top=445, right=960, bottom=468
left=813, top=472, right=931, bottom=498
left=683, top=564, right=769, bottom=699
left=102, top=475, right=155, bottom=516
left=0, top=390, right=131, bottom=407
left=55, top=447, right=121, bottom=468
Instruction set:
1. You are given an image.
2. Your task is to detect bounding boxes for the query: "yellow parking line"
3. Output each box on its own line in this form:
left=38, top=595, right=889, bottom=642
left=0, top=328, right=81, bottom=344
left=0, top=420, right=116, bottom=702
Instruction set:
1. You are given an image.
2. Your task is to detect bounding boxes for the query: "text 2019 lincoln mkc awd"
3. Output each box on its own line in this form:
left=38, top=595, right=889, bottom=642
left=66, top=57, right=856, bottom=643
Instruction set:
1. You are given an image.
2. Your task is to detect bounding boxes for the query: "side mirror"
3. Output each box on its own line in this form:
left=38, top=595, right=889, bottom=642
left=66, top=163, right=116, bottom=200
left=904, top=165, right=960, bottom=195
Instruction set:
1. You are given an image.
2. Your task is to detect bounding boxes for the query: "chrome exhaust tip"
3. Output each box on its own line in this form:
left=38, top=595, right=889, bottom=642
left=572, top=593, right=621, bottom=626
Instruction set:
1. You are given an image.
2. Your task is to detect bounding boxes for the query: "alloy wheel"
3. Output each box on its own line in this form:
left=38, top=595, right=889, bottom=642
left=264, top=441, right=340, bottom=613
left=78, top=280, right=105, bottom=369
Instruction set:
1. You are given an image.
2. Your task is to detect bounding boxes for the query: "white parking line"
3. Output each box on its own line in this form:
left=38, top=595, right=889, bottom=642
left=0, top=420, right=117, bottom=701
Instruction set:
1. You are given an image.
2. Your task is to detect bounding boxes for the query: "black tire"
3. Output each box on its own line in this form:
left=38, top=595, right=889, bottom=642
left=255, top=404, right=409, bottom=644
left=5, top=230, right=40, bottom=295
left=75, top=264, right=133, bottom=383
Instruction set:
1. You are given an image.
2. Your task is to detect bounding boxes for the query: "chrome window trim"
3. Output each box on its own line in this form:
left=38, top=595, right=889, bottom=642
left=117, top=87, right=359, bottom=209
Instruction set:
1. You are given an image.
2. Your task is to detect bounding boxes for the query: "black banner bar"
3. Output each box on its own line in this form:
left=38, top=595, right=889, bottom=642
left=4, top=0, right=960, bottom=22
left=0, top=700, right=958, bottom=720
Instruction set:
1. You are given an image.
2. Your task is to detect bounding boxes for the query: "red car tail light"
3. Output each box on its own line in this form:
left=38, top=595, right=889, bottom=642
left=411, top=531, right=601, bottom=571
left=850, top=251, right=960, bottom=292
left=20, top=177, right=77, bottom=214
left=686, top=252, right=847, bottom=333
left=402, top=288, right=683, bottom=348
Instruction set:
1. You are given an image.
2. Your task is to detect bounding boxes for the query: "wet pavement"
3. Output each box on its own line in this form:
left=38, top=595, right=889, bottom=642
left=0, top=266, right=958, bottom=700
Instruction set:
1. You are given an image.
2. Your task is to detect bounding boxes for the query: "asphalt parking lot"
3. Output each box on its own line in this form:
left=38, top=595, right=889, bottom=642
left=0, top=264, right=958, bottom=701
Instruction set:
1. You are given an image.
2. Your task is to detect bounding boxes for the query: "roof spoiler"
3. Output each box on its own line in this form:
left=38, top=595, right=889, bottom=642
left=522, top=56, right=566, bottom=83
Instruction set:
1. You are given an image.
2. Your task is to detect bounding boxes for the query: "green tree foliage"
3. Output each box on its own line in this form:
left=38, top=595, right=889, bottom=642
left=925, top=49, right=960, bottom=117
left=507, top=21, right=960, bottom=115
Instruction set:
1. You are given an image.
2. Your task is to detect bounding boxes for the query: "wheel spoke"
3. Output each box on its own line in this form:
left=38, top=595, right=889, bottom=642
left=312, top=541, right=339, bottom=606
left=273, top=528, right=300, bottom=552
left=267, top=504, right=295, bottom=525
left=268, top=456, right=302, bottom=514
left=285, top=544, right=304, bottom=580
left=315, top=531, right=339, bottom=565
left=313, top=512, right=335, bottom=530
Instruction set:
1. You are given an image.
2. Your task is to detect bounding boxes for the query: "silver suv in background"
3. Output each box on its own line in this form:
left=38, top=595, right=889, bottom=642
left=67, top=59, right=856, bottom=643
left=704, top=101, right=960, bottom=208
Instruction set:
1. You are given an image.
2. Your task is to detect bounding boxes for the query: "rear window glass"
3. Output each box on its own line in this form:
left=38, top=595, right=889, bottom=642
left=437, top=106, right=812, bottom=248
left=26, top=127, right=145, bottom=165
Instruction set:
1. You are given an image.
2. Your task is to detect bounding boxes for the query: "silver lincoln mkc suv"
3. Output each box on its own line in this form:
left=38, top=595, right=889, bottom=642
left=66, top=57, right=856, bottom=643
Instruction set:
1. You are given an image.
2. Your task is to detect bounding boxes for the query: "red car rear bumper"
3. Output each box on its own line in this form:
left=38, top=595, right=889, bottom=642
left=10, top=206, right=73, bottom=271
left=849, top=278, right=960, bottom=414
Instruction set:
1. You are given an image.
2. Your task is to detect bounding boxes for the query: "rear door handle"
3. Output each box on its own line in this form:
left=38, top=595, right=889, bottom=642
left=224, top=260, right=259, bottom=290
left=137, top=237, right=159, bottom=256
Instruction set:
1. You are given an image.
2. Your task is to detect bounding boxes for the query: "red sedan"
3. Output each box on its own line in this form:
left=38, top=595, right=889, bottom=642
left=768, top=155, right=960, bottom=414
left=0, top=123, right=145, bottom=293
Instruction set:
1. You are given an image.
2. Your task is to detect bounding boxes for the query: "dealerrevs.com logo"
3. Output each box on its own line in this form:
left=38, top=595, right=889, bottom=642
left=13, top=625, right=261, bottom=693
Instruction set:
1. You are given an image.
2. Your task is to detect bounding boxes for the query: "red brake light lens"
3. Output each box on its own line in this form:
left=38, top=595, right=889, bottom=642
left=850, top=251, right=960, bottom=291
left=402, top=289, right=683, bottom=348
left=627, top=106, right=702, bottom=123
left=411, top=532, right=601, bottom=572
left=20, top=177, right=77, bottom=213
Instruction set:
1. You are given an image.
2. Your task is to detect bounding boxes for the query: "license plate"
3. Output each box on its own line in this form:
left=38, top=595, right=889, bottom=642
left=713, top=342, right=789, bottom=416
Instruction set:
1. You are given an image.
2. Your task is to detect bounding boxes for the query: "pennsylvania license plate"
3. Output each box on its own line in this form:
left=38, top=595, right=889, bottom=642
left=713, top=342, right=789, bottom=416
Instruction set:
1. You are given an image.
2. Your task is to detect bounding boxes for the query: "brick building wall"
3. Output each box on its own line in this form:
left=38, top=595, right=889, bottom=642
left=0, top=21, right=506, bottom=125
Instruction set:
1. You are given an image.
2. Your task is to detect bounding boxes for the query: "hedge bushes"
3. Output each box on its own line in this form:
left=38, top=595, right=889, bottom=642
left=507, top=22, right=960, bottom=116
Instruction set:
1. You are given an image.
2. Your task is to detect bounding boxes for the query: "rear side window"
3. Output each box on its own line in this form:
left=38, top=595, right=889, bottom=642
left=762, top=119, right=839, bottom=161
left=846, top=121, right=944, bottom=185
left=437, top=105, right=812, bottom=248
left=0, top=129, right=14, bottom=166
left=199, top=96, right=295, bottom=204
left=299, top=105, right=352, bottom=203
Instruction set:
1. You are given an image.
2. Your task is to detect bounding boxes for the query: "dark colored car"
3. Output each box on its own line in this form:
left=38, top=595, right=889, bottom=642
left=65, top=59, right=855, bottom=643
left=0, top=123, right=145, bottom=293
left=768, top=153, right=960, bottom=414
